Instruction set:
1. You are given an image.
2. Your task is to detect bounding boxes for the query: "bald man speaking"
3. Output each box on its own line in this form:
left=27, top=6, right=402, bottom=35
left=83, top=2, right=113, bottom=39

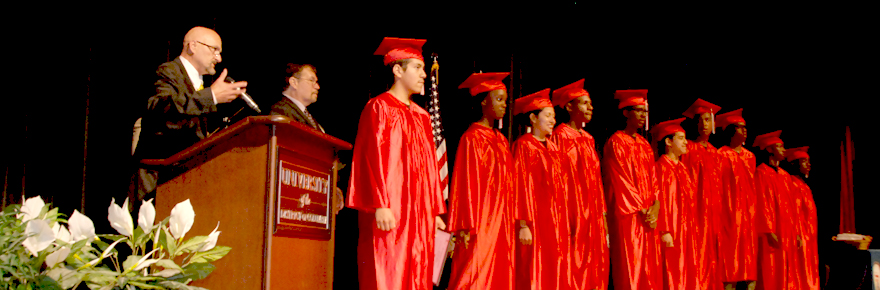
left=134, top=26, right=248, bottom=198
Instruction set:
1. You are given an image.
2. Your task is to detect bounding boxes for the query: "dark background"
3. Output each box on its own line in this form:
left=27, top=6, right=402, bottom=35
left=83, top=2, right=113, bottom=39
left=2, top=7, right=871, bottom=289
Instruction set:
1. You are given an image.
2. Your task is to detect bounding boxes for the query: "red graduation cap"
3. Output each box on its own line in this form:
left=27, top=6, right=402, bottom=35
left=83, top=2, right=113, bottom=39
left=683, top=98, right=722, bottom=134
left=373, top=37, right=426, bottom=65
left=752, top=130, right=784, bottom=150
left=651, top=117, right=686, bottom=141
left=458, top=72, right=509, bottom=96
left=613, top=89, right=648, bottom=109
left=552, top=79, right=590, bottom=107
left=715, top=108, right=746, bottom=129
left=786, top=146, right=810, bottom=162
left=614, top=89, right=649, bottom=130
left=682, top=98, right=722, bottom=119
left=514, top=88, right=552, bottom=116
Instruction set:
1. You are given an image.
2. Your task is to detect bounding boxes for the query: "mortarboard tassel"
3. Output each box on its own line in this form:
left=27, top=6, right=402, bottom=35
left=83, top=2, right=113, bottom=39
left=645, top=99, right=649, bottom=131
left=582, top=122, right=586, bottom=128
left=526, top=126, right=532, bottom=134
left=711, top=109, right=716, bottom=134
left=498, top=120, right=503, bottom=130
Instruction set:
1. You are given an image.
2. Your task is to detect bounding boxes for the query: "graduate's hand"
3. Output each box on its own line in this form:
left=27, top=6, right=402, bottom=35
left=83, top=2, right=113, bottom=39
left=519, top=227, right=533, bottom=245
left=375, top=208, right=395, bottom=231
left=767, top=233, right=781, bottom=249
left=332, top=187, right=344, bottom=215
left=661, top=233, right=674, bottom=247
left=435, top=216, right=446, bottom=230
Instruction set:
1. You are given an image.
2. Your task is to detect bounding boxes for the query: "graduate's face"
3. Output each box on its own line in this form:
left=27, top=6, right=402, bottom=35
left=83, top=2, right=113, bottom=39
left=770, top=143, right=786, bottom=160
left=625, top=105, right=647, bottom=128
left=667, top=131, right=688, bottom=156
left=799, top=157, right=811, bottom=176
left=482, top=89, right=508, bottom=120
left=567, top=95, right=594, bottom=123
left=698, top=112, right=713, bottom=137
left=395, top=59, right=426, bottom=95
left=530, top=107, right=556, bottom=137
left=733, top=122, right=747, bottom=142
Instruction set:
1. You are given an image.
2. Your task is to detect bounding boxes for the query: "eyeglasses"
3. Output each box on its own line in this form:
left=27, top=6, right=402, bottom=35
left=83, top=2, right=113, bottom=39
left=294, top=76, right=318, bottom=86
left=195, top=41, right=222, bottom=56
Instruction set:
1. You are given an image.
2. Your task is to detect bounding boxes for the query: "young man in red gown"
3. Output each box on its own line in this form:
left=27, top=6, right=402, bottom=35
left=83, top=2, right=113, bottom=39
left=753, top=130, right=798, bottom=290
left=446, top=72, right=516, bottom=290
left=679, top=98, right=723, bottom=289
left=652, top=118, right=700, bottom=290
left=715, top=109, right=758, bottom=290
left=602, top=89, right=662, bottom=290
left=512, top=89, right=574, bottom=290
left=786, top=146, right=819, bottom=290
left=549, top=79, right=609, bottom=290
left=346, top=37, right=447, bottom=290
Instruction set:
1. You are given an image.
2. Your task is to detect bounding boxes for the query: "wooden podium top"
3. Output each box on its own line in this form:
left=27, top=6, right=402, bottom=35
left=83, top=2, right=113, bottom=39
left=140, top=115, right=352, bottom=167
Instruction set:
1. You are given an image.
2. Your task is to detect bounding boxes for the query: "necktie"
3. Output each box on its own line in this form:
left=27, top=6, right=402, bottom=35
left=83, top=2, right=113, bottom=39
left=303, top=109, right=318, bottom=129
left=198, top=83, right=204, bottom=91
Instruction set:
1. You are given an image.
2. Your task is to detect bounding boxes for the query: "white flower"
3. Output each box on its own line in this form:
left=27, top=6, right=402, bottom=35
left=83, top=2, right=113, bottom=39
left=138, top=198, right=156, bottom=230
left=17, top=195, right=45, bottom=222
left=198, top=222, right=221, bottom=252
left=22, top=219, right=54, bottom=256
left=168, top=199, right=195, bottom=240
left=68, top=210, right=96, bottom=242
left=108, top=197, right=134, bottom=237
left=45, top=224, right=73, bottom=268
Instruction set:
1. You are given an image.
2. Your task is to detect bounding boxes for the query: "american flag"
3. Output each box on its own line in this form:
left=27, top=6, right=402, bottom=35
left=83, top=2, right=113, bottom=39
left=427, top=54, right=449, bottom=200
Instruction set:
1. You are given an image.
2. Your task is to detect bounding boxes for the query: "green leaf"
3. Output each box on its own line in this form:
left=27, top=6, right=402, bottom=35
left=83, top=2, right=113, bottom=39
left=155, top=259, right=182, bottom=271
left=35, top=273, right=64, bottom=290
left=127, top=281, right=164, bottom=289
left=161, top=227, right=177, bottom=258
left=168, top=263, right=215, bottom=282
left=122, top=255, right=142, bottom=272
left=175, top=236, right=208, bottom=255
left=188, top=246, right=231, bottom=264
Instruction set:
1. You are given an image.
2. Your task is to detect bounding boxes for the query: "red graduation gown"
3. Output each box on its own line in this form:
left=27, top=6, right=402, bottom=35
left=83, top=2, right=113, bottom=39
left=346, top=92, right=447, bottom=290
left=512, top=133, right=573, bottom=290
left=680, top=141, right=722, bottom=289
left=754, top=163, right=797, bottom=290
left=447, top=123, right=516, bottom=290
left=550, top=124, right=609, bottom=290
left=790, top=175, right=819, bottom=290
left=656, top=155, right=700, bottom=290
left=601, top=131, right=662, bottom=290
left=717, top=146, right=759, bottom=282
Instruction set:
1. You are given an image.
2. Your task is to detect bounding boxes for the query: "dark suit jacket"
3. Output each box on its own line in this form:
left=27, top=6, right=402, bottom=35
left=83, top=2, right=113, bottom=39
left=135, top=57, right=220, bottom=160
left=270, top=96, right=324, bottom=132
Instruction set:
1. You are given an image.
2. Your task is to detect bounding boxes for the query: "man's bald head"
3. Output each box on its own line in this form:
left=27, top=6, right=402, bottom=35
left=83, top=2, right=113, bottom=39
left=181, top=26, right=222, bottom=75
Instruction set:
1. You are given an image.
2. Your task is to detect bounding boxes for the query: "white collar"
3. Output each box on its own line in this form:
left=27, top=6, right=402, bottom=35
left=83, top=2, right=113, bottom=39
left=282, top=92, right=308, bottom=113
left=179, top=57, right=203, bottom=90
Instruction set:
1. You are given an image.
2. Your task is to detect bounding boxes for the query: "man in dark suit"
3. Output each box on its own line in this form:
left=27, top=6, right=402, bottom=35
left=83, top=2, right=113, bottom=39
left=133, top=26, right=248, bottom=198
left=271, top=63, right=324, bottom=133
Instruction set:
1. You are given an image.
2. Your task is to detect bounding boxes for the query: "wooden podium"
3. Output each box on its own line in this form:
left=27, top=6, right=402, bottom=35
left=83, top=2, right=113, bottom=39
left=143, top=116, right=352, bottom=289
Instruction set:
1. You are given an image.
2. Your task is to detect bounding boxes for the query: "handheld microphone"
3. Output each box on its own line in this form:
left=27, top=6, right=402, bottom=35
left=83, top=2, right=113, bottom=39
left=224, top=76, right=261, bottom=113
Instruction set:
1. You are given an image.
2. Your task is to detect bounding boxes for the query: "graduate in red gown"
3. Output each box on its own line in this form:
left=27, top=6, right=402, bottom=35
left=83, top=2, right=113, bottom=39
left=346, top=37, right=447, bottom=290
left=512, top=89, right=573, bottom=290
left=602, top=89, right=662, bottom=290
left=786, top=146, right=819, bottom=290
left=446, top=72, right=516, bottom=290
left=715, top=109, right=758, bottom=290
left=652, top=118, right=700, bottom=290
left=549, top=79, right=609, bottom=290
left=753, top=130, right=798, bottom=290
left=679, top=98, right=722, bottom=289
